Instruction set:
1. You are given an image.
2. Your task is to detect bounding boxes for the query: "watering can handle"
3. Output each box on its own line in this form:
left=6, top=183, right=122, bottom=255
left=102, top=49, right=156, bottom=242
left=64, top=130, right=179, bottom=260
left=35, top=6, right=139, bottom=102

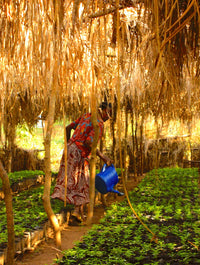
left=102, top=163, right=114, bottom=172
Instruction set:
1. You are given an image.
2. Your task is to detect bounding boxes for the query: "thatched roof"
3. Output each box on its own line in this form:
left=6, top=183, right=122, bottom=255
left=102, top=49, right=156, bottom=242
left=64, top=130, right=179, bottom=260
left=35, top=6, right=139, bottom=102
left=0, top=0, right=199, bottom=131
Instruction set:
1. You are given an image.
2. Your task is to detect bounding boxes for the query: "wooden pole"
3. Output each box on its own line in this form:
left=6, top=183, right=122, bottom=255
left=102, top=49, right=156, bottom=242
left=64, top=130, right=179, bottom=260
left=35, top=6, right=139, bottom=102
left=43, top=0, right=61, bottom=249
left=43, top=60, right=61, bottom=249
left=0, top=161, right=15, bottom=265
left=87, top=34, right=99, bottom=225
left=63, top=106, right=68, bottom=208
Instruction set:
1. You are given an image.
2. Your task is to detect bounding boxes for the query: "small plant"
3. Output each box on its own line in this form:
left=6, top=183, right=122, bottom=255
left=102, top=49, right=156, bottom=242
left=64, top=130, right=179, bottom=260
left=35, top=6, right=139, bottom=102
left=0, top=170, right=45, bottom=189
left=56, top=167, right=200, bottom=264
left=0, top=184, right=64, bottom=245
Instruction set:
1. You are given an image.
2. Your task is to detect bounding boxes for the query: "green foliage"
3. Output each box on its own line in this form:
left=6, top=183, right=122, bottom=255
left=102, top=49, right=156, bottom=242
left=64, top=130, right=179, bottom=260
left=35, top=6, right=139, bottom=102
left=15, top=122, right=65, bottom=172
left=0, top=170, right=45, bottom=189
left=57, top=167, right=200, bottom=264
left=0, top=184, right=71, bottom=245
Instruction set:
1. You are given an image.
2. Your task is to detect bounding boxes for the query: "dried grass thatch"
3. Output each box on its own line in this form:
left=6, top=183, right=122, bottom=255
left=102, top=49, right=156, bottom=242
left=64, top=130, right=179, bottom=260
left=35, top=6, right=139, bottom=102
left=0, top=0, right=199, bottom=171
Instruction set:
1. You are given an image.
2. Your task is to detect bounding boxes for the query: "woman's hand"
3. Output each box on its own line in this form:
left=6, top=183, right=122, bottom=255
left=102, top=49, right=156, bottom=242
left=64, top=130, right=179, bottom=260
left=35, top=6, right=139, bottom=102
left=66, top=124, right=73, bottom=142
left=96, top=149, right=113, bottom=166
left=104, top=156, right=114, bottom=166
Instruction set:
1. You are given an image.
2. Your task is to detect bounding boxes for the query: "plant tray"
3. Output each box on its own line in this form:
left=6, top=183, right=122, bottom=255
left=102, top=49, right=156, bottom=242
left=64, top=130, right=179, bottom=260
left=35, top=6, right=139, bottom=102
left=0, top=210, right=70, bottom=265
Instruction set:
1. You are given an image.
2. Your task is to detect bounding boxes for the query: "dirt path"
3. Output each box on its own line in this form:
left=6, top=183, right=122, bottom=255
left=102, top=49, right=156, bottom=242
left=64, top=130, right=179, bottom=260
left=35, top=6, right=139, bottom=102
left=14, top=178, right=140, bottom=265
left=14, top=207, right=105, bottom=265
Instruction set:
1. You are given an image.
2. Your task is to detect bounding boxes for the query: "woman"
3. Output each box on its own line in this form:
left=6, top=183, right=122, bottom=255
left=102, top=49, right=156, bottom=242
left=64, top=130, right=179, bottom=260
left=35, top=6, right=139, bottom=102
left=51, top=102, right=113, bottom=225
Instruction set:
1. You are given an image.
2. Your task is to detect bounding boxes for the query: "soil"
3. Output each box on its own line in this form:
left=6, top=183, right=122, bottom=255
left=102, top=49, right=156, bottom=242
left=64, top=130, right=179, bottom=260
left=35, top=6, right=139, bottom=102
left=14, top=177, right=141, bottom=265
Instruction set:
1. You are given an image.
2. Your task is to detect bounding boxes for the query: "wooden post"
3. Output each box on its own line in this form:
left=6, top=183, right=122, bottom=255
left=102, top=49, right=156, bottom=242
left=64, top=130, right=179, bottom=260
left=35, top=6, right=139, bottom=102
left=43, top=58, right=61, bottom=248
left=87, top=33, right=99, bottom=225
left=43, top=0, right=61, bottom=249
left=0, top=161, right=15, bottom=265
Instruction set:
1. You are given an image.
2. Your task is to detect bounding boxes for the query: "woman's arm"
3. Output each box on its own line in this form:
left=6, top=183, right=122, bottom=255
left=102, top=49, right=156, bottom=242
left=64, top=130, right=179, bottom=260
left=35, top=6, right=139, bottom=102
left=96, top=149, right=113, bottom=166
left=84, top=140, right=112, bottom=166
left=66, top=124, right=73, bottom=142
left=66, top=116, right=82, bottom=142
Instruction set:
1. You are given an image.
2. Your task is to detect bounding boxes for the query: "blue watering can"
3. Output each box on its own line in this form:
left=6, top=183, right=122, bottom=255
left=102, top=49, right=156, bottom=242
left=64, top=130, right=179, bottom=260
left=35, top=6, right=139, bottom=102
left=95, top=164, right=124, bottom=196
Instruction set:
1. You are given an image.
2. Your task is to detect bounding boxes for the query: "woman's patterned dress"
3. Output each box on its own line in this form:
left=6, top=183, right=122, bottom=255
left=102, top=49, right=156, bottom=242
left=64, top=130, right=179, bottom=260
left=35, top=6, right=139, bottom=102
left=51, top=113, right=104, bottom=206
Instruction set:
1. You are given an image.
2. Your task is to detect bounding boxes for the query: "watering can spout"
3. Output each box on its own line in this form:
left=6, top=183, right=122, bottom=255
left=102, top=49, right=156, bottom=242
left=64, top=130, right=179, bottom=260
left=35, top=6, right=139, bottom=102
left=111, top=188, right=124, bottom=196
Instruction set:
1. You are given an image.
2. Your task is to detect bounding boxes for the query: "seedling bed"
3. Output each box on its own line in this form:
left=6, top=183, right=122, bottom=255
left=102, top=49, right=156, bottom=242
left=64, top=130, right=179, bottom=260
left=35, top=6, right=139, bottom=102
left=0, top=185, right=73, bottom=264
left=0, top=170, right=47, bottom=199
left=0, top=167, right=123, bottom=264
left=0, top=167, right=121, bottom=246
left=57, top=167, right=200, bottom=265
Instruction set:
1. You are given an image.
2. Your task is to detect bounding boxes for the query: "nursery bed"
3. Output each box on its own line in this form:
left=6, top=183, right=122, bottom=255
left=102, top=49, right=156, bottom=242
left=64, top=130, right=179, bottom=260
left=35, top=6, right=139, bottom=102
left=0, top=170, right=45, bottom=199
left=56, top=167, right=200, bottom=265
left=0, top=167, right=123, bottom=264
left=0, top=184, right=74, bottom=244
left=0, top=208, right=70, bottom=265
left=0, top=210, right=70, bottom=265
left=0, top=184, right=73, bottom=264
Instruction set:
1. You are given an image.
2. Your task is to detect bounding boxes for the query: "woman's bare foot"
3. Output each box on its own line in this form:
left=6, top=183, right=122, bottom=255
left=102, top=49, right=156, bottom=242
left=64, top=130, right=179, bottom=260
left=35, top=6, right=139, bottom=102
left=71, top=205, right=83, bottom=221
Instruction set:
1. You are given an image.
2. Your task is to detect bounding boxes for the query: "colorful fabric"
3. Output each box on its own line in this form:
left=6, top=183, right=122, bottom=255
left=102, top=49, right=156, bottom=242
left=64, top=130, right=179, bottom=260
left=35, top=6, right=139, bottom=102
left=51, top=113, right=104, bottom=205
left=69, top=113, right=104, bottom=158
left=51, top=142, right=90, bottom=206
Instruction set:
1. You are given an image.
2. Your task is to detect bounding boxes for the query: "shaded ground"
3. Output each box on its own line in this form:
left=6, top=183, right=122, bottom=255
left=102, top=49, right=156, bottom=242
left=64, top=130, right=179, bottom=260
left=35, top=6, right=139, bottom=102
left=14, top=177, right=141, bottom=265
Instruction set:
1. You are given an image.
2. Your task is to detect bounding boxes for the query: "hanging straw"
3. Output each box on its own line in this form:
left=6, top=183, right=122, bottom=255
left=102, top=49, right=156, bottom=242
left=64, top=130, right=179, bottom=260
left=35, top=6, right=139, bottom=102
left=115, top=0, right=158, bottom=244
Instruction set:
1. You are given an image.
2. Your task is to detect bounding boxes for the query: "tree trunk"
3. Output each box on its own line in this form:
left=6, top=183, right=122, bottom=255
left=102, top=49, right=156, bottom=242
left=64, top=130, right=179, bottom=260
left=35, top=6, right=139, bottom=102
left=4, top=122, right=16, bottom=173
left=0, top=116, right=2, bottom=143
left=99, top=128, right=107, bottom=206
left=111, top=102, right=117, bottom=165
left=131, top=110, right=137, bottom=180
left=124, top=108, right=128, bottom=182
left=140, top=113, right=144, bottom=176
left=0, top=161, right=15, bottom=265
left=87, top=112, right=99, bottom=224
left=43, top=59, right=61, bottom=249
left=43, top=0, right=62, bottom=249
left=87, top=43, right=99, bottom=224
